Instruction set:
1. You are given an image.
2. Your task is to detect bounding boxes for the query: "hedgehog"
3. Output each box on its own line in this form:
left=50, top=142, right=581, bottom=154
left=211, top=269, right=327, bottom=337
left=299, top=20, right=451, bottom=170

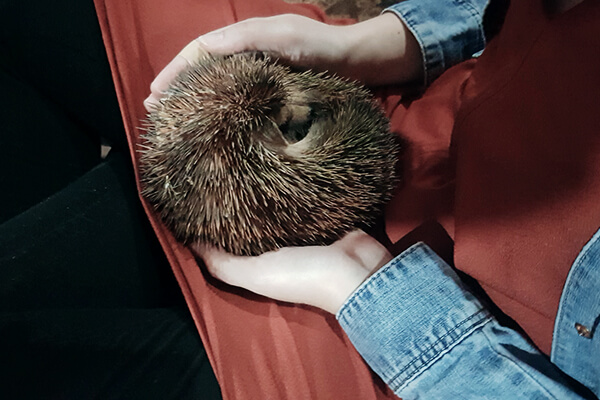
left=139, top=52, right=400, bottom=256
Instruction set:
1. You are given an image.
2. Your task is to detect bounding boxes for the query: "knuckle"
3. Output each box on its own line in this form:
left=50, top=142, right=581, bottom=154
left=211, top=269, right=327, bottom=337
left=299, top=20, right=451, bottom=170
left=143, top=97, right=153, bottom=111
left=149, top=79, right=163, bottom=96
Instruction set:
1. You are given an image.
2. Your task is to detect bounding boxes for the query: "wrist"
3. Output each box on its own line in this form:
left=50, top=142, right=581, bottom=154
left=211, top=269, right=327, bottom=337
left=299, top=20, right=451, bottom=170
left=321, top=246, right=394, bottom=315
left=340, top=13, right=423, bottom=86
left=322, top=261, right=372, bottom=315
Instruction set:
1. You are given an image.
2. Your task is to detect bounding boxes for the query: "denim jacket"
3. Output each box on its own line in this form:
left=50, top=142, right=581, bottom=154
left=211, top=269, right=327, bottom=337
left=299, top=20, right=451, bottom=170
left=384, top=0, right=488, bottom=85
left=338, top=230, right=600, bottom=398
left=336, top=1, right=600, bottom=398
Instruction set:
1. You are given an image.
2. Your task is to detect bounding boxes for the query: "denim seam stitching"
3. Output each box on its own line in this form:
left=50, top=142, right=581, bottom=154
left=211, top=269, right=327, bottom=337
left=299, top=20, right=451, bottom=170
left=338, top=243, right=425, bottom=319
left=384, top=6, right=440, bottom=86
left=455, top=0, right=486, bottom=48
left=389, top=309, right=492, bottom=390
left=402, top=11, right=440, bottom=85
left=551, top=228, right=600, bottom=360
left=481, top=327, right=562, bottom=400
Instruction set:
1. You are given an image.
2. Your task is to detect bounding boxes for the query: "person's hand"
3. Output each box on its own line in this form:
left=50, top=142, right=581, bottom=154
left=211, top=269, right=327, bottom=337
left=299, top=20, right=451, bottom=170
left=192, top=230, right=393, bottom=315
left=144, top=13, right=423, bottom=111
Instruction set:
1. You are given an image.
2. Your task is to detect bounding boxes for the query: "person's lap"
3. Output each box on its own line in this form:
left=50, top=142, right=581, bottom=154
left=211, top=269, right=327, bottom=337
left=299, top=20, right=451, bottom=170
left=0, top=0, right=125, bottom=222
left=0, top=307, right=219, bottom=399
left=0, top=1, right=221, bottom=398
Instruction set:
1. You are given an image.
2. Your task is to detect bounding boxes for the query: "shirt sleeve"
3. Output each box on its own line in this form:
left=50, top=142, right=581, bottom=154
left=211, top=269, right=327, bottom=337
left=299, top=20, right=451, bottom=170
left=384, top=0, right=489, bottom=85
left=336, top=243, right=592, bottom=399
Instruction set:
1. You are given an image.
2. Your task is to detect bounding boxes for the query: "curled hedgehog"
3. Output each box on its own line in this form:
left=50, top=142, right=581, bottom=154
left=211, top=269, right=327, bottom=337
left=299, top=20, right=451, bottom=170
left=140, top=53, right=400, bottom=256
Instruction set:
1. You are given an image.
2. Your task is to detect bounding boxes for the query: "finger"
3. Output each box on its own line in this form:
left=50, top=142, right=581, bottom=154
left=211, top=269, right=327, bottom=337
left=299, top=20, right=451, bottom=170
left=192, top=243, right=259, bottom=288
left=145, top=15, right=315, bottom=112
left=178, top=39, right=211, bottom=64
left=145, top=39, right=211, bottom=112
left=150, top=45, right=204, bottom=98
left=143, top=95, right=156, bottom=112
left=193, top=243, right=308, bottom=299
left=197, top=17, right=295, bottom=57
left=197, top=24, right=261, bottom=55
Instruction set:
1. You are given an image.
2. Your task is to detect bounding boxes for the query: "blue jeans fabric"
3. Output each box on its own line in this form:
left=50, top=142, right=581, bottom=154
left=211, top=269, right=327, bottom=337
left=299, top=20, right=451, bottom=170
left=552, top=228, right=600, bottom=396
left=337, top=239, right=600, bottom=399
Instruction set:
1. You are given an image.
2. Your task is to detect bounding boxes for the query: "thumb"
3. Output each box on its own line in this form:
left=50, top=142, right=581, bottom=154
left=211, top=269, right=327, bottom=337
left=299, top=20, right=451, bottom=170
left=144, top=39, right=211, bottom=111
left=192, top=243, right=257, bottom=288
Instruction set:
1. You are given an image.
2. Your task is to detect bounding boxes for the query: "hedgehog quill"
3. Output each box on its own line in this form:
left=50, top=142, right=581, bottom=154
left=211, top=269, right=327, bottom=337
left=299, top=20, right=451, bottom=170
left=140, top=53, right=400, bottom=256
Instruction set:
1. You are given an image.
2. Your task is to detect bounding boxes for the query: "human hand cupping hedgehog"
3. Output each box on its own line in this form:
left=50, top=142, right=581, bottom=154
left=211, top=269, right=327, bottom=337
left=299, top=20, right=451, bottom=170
left=143, top=13, right=423, bottom=314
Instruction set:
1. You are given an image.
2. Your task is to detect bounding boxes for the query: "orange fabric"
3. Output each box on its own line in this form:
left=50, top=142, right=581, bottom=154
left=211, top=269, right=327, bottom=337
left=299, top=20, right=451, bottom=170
left=93, top=0, right=417, bottom=398
left=381, top=60, right=476, bottom=244
left=451, top=0, right=600, bottom=354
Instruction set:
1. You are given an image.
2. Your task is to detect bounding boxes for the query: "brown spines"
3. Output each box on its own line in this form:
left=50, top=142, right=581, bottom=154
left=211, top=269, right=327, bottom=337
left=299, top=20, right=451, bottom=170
left=140, top=53, right=400, bottom=256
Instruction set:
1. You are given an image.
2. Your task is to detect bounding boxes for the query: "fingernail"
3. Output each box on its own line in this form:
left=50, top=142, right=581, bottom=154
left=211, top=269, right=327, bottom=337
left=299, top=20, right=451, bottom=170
left=144, top=96, right=158, bottom=112
left=197, top=30, right=224, bottom=48
left=178, top=41, right=210, bottom=64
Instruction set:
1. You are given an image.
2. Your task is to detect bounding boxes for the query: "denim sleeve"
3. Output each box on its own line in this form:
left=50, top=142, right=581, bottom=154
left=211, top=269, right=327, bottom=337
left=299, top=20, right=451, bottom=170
left=336, top=243, right=590, bottom=399
left=384, top=0, right=488, bottom=85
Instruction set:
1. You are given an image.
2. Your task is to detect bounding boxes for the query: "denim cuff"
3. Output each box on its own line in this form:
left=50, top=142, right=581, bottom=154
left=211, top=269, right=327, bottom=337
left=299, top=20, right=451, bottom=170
left=384, top=0, right=487, bottom=86
left=336, top=242, right=491, bottom=392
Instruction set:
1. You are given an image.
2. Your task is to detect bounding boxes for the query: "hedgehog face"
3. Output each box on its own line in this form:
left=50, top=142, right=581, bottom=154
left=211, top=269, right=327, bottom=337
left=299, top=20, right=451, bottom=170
left=140, top=53, right=400, bottom=256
